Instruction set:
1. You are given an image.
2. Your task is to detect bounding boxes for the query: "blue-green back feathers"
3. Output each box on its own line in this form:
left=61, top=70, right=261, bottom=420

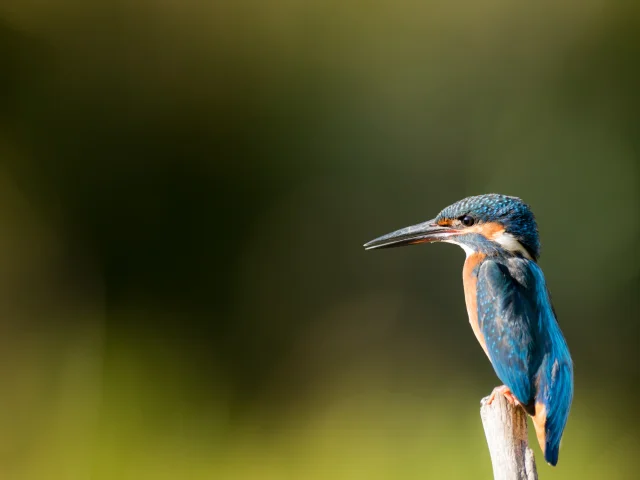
left=528, top=261, right=574, bottom=465
left=477, top=259, right=541, bottom=405
left=476, top=256, right=573, bottom=465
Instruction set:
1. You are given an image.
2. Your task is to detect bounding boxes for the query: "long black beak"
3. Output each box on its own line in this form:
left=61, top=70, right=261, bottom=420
left=363, top=219, right=455, bottom=250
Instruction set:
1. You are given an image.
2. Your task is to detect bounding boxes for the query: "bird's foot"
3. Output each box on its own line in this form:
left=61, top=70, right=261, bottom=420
left=487, top=385, right=521, bottom=407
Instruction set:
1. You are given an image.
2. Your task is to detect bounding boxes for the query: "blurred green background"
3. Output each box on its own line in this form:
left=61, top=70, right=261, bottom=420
left=0, top=1, right=639, bottom=479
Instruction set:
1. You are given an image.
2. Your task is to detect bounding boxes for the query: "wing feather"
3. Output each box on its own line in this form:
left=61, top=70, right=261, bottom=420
left=476, top=259, right=543, bottom=406
left=477, top=257, right=573, bottom=465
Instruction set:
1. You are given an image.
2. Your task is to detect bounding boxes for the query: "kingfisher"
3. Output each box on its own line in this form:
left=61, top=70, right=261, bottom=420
left=363, top=194, right=573, bottom=466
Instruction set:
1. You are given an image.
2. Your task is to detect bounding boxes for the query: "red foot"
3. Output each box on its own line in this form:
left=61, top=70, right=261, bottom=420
left=487, top=385, right=521, bottom=407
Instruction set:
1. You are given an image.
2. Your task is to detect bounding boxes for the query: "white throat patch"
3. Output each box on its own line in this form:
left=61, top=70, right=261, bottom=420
left=494, top=232, right=533, bottom=260
left=443, top=239, right=475, bottom=258
left=444, top=234, right=533, bottom=260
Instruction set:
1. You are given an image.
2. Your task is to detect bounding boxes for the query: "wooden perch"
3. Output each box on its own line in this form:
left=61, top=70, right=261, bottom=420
left=480, top=394, right=538, bottom=480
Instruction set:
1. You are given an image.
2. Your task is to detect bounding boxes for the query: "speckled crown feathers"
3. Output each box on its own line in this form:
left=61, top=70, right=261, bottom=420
left=436, top=194, right=541, bottom=259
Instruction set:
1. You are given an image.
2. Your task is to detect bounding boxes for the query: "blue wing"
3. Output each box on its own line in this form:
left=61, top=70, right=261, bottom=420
left=477, top=257, right=573, bottom=465
left=476, top=258, right=543, bottom=407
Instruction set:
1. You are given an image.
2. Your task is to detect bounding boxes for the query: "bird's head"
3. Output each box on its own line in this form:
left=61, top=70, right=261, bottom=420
left=364, top=194, right=540, bottom=260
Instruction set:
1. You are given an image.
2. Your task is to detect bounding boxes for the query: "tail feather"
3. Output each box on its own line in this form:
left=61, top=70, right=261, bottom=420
left=531, top=404, right=548, bottom=462
left=534, top=360, right=573, bottom=466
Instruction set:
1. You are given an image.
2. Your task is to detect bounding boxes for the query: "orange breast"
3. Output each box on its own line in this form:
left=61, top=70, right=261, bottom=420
left=463, top=253, right=489, bottom=358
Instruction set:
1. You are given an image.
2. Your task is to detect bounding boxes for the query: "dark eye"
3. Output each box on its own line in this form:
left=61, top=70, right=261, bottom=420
left=460, top=215, right=475, bottom=227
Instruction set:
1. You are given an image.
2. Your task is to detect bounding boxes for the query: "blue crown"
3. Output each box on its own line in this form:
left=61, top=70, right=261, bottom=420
left=436, top=194, right=540, bottom=259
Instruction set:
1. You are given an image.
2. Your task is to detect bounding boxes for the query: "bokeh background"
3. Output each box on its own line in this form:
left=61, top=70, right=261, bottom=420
left=0, top=1, right=639, bottom=479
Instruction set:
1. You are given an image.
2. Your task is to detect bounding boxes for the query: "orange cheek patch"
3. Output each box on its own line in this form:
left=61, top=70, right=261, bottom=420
left=465, top=221, right=505, bottom=239
left=437, top=219, right=505, bottom=240
left=481, top=222, right=506, bottom=240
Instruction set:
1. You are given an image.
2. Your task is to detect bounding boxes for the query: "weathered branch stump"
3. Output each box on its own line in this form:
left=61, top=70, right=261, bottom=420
left=480, top=394, right=538, bottom=480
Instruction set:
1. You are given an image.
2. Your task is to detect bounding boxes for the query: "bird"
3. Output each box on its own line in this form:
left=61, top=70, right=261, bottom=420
left=363, top=193, right=573, bottom=466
